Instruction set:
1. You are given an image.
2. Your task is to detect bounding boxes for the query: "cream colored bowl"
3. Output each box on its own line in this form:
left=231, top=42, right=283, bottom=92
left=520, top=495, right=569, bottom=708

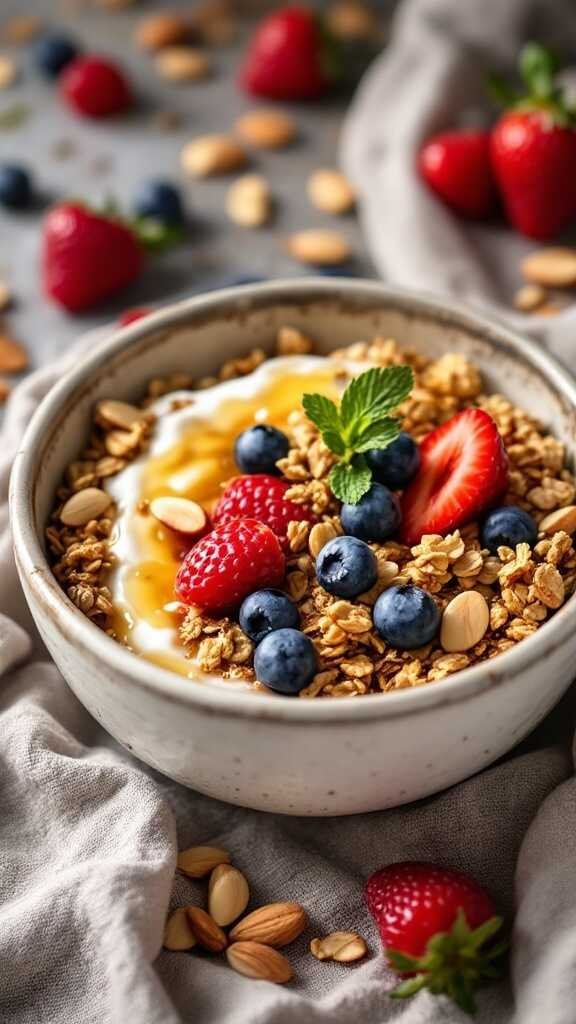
left=10, top=280, right=576, bottom=815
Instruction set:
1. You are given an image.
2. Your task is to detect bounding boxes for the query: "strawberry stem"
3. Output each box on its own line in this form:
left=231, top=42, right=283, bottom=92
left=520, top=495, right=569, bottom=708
left=489, top=42, right=576, bottom=129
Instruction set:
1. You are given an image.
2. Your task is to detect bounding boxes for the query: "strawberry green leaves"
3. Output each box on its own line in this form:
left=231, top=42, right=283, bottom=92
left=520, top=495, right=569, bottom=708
left=302, top=365, right=414, bottom=504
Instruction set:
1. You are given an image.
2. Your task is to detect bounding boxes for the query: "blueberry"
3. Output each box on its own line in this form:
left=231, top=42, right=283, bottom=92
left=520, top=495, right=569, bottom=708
left=0, top=165, right=32, bottom=210
left=373, top=585, right=440, bottom=650
left=239, top=589, right=299, bottom=645
left=133, top=180, right=184, bottom=226
left=34, top=33, right=79, bottom=77
left=316, top=535, right=378, bottom=599
left=254, top=627, right=317, bottom=695
left=234, top=424, right=289, bottom=475
left=365, top=433, right=420, bottom=490
left=341, top=482, right=401, bottom=542
left=481, top=506, right=538, bottom=554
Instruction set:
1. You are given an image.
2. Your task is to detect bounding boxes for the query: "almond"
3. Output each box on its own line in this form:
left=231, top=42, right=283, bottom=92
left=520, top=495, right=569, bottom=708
left=134, top=13, right=190, bottom=51
left=310, top=931, right=367, bottom=963
left=521, top=248, right=576, bottom=288
left=60, top=487, right=112, bottom=527
left=327, top=1, right=381, bottom=39
left=1, top=15, right=42, bottom=44
left=150, top=496, right=207, bottom=536
left=163, top=907, right=197, bottom=951
left=308, top=521, right=339, bottom=558
left=285, top=229, right=351, bottom=266
left=0, top=56, right=17, bottom=90
left=440, top=590, right=489, bottom=653
left=155, top=47, right=210, bottom=82
left=229, top=902, right=307, bottom=947
left=186, top=907, right=227, bottom=953
left=208, top=864, right=250, bottom=926
left=539, top=505, right=576, bottom=536
left=0, top=332, right=27, bottom=372
left=307, top=169, right=355, bottom=215
left=181, top=135, right=246, bottom=178
left=513, top=283, right=547, bottom=312
left=96, top=400, right=146, bottom=431
left=226, top=174, right=271, bottom=228
left=226, top=942, right=292, bottom=983
left=177, top=845, right=230, bottom=878
left=0, top=281, right=12, bottom=311
left=235, top=109, right=296, bottom=150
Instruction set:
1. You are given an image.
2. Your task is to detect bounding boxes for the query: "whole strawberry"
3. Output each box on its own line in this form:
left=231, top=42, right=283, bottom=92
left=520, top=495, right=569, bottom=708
left=61, top=55, right=131, bottom=118
left=176, top=517, right=285, bottom=612
left=365, top=862, right=505, bottom=1014
left=240, top=6, right=331, bottom=100
left=213, top=474, right=316, bottom=551
left=418, top=131, right=497, bottom=219
left=490, top=43, right=576, bottom=239
left=42, top=204, right=143, bottom=312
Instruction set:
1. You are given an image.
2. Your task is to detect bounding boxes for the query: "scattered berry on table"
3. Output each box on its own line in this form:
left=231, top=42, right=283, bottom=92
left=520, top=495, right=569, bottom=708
left=400, top=408, right=508, bottom=545
left=240, top=5, right=330, bottom=100
left=34, top=33, right=80, bottom=78
left=418, top=130, right=497, bottom=219
left=175, top=518, right=285, bottom=613
left=480, top=505, right=538, bottom=553
left=119, top=307, right=152, bottom=326
left=60, top=55, right=132, bottom=118
left=213, top=474, right=315, bottom=551
left=340, top=481, right=401, bottom=542
left=373, top=585, right=440, bottom=649
left=365, top=432, right=420, bottom=490
left=133, top=179, right=184, bottom=226
left=0, top=164, right=32, bottom=209
left=364, top=862, right=503, bottom=1014
left=234, top=424, right=290, bottom=476
left=254, top=627, right=317, bottom=694
left=239, top=588, right=299, bottom=645
left=316, top=535, right=378, bottom=599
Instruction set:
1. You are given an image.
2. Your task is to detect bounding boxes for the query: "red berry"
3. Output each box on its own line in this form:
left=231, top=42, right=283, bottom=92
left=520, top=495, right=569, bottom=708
left=119, top=307, right=152, bottom=326
left=61, top=55, right=131, bottom=118
left=240, top=6, right=329, bottom=100
left=42, top=204, right=143, bottom=312
left=400, top=408, right=508, bottom=546
left=418, top=131, right=497, bottom=219
left=175, top=518, right=285, bottom=612
left=213, top=474, right=316, bottom=551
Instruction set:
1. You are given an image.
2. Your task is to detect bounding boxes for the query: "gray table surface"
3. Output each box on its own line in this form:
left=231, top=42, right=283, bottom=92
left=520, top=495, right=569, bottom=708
left=0, top=0, right=379, bottom=376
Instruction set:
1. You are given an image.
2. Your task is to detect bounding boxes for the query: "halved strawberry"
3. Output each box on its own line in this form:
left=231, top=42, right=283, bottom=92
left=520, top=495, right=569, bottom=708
left=400, top=409, right=508, bottom=546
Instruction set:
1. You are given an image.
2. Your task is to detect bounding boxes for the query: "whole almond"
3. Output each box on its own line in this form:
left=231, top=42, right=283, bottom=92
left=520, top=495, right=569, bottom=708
left=208, top=864, right=250, bottom=926
left=539, top=505, right=576, bottom=536
left=286, top=229, right=351, bottom=266
left=60, top=487, right=112, bottom=527
left=150, top=496, right=207, bottom=536
left=155, top=47, right=210, bottom=82
left=229, top=902, right=307, bottom=947
left=235, top=109, right=296, bottom=150
left=226, top=942, right=292, bottom=983
left=186, top=907, right=227, bottom=952
left=308, top=521, right=339, bottom=558
left=135, top=13, right=189, bottom=51
left=521, top=248, right=576, bottom=287
left=177, top=845, right=230, bottom=878
left=440, top=590, right=489, bottom=653
left=327, top=1, right=381, bottom=39
left=310, top=931, right=367, bottom=963
left=0, top=332, right=27, bottom=372
left=513, top=283, right=547, bottom=312
left=307, top=169, right=355, bottom=215
left=163, top=907, right=197, bottom=951
left=181, top=135, right=246, bottom=177
left=226, top=174, right=271, bottom=228
left=97, top=399, right=145, bottom=431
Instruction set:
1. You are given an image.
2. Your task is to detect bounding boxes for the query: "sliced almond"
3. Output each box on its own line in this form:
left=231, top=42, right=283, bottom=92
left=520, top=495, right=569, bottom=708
left=0, top=332, right=27, bottom=372
left=181, top=135, right=246, bottom=178
left=310, top=931, right=367, bottom=963
left=96, top=400, right=145, bottom=431
left=276, top=325, right=314, bottom=355
left=186, top=907, right=227, bottom=953
left=229, top=902, right=307, bottom=948
left=226, top=174, right=271, bottom=228
left=235, top=109, right=296, bottom=150
left=155, top=47, right=210, bottom=82
left=521, top=248, right=576, bottom=288
left=309, top=521, right=339, bottom=558
left=440, top=590, right=489, bottom=653
left=539, top=505, right=576, bottom=536
left=513, top=283, right=547, bottom=312
left=150, top=496, right=207, bottom=536
left=208, top=864, right=250, bottom=926
left=60, top=488, right=112, bottom=527
left=104, top=427, right=143, bottom=457
left=286, top=229, right=351, bottom=266
left=163, top=907, right=197, bottom=951
left=134, top=13, right=190, bottom=51
left=307, top=169, right=355, bottom=215
left=0, top=56, right=17, bottom=90
left=177, top=844, right=230, bottom=878
left=226, top=942, right=292, bottom=983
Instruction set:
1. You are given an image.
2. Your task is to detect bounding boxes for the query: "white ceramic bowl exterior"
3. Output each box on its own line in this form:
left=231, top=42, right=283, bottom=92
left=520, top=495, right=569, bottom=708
left=10, top=281, right=576, bottom=815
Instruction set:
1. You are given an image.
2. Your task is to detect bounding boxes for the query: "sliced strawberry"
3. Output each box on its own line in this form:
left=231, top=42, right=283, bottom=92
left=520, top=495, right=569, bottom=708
left=400, top=409, right=508, bottom=546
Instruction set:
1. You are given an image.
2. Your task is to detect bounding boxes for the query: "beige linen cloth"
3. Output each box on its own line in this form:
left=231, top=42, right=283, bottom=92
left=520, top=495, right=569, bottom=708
left=4, top=2, right=576, bottom=1022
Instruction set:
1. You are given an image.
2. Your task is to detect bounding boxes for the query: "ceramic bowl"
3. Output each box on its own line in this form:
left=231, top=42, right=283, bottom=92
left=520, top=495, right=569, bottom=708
left=10, top=280, right=576, bottom=815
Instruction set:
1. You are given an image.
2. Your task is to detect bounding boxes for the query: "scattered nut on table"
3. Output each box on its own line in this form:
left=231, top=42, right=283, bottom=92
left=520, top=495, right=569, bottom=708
left=307, top=169, right=355, bottom=215
left=521, top=247, right=576, bottom=287
left=154, top=47, right=210, bottom=82
left=226, top=174, right=272, bottom=227
left=310, top=931, right=368, bottom=962
left=181, top=135, right=246, bottom=177
left=235, top=108, right=296, bottom=150
left=513, top=283, right=547, bottom=312
left=286, top=229, right=352, bottom=265
left=0, top=56, right=18, bottom=90
left=226, top=941, right=293, bottom=983
left=134, top=13, right=190, bottom=51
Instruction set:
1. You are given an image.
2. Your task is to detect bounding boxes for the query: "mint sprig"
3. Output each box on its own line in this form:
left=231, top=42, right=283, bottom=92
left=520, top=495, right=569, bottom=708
left=302, top=365, right=414, bottom=504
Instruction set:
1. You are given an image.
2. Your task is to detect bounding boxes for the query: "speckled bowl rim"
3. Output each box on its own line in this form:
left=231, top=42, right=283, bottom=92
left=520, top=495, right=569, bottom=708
left=10, top=278, right=576, bottom=724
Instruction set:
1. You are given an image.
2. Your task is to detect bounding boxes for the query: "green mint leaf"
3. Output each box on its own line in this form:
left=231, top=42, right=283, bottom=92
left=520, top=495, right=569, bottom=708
left=302, top=392, right=341, bottom=435
left=520, top=43, right=558, bottom=99
left=329, top=458, right=372, bottom=504
left=340, top=365, right=413, bottom=437
left=353, top=416, right=400, bottom=453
